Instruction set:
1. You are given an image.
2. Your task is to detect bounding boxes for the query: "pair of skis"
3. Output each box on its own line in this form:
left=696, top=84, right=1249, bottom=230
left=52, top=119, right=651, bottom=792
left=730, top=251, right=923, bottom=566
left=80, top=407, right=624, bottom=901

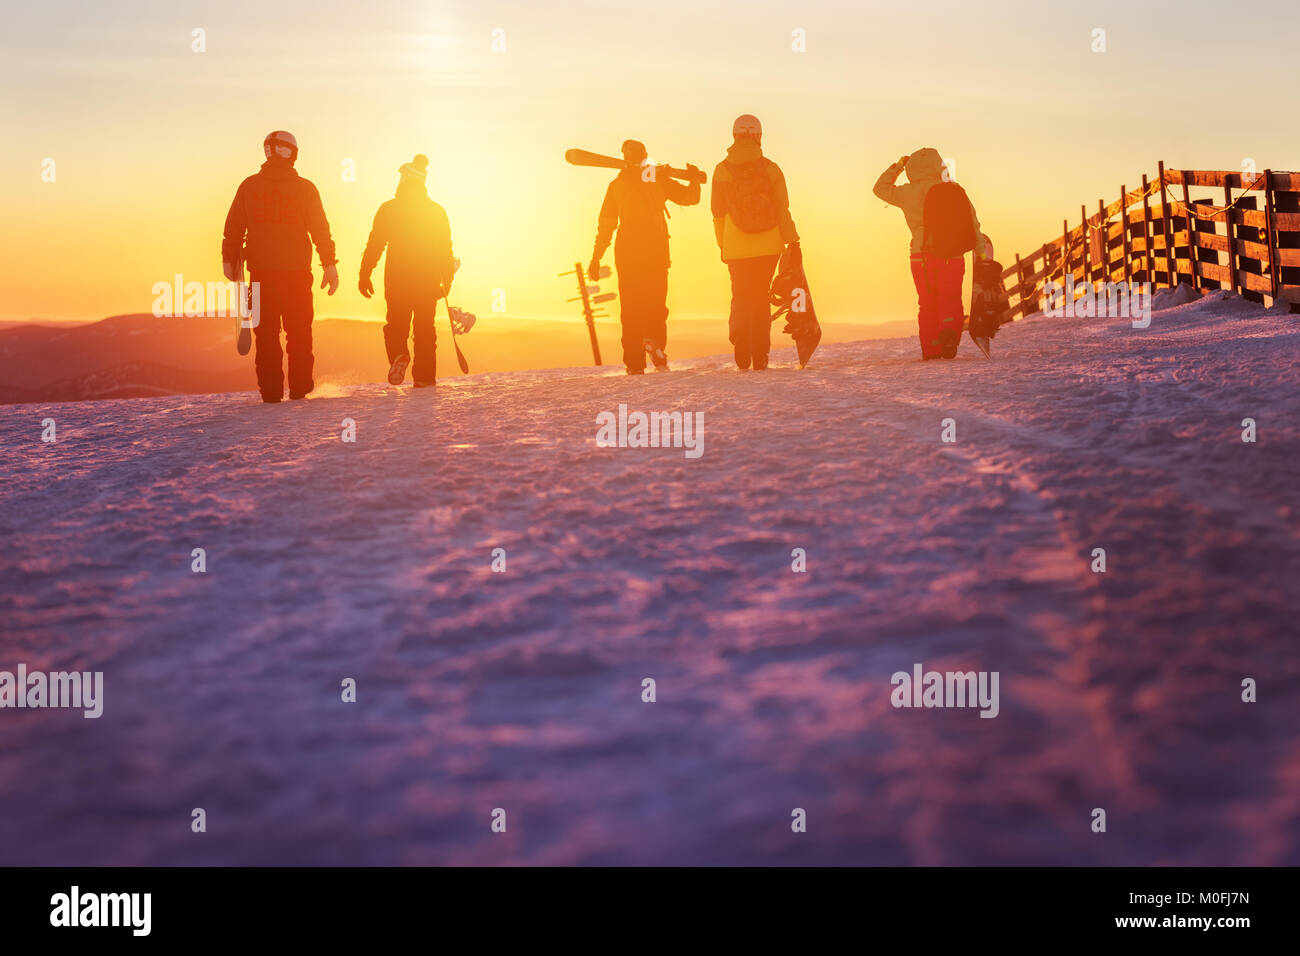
left=565, top=148, right=707, bottom=184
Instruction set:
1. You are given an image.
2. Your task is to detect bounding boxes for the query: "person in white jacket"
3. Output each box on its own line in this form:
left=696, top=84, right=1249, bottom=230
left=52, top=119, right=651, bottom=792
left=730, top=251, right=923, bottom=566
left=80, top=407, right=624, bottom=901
left=874, top=147, right=986, bottom=359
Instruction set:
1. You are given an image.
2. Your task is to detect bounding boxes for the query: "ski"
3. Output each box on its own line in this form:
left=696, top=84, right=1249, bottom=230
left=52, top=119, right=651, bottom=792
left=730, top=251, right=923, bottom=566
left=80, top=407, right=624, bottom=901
left=565, top=148, right=707, bottom=185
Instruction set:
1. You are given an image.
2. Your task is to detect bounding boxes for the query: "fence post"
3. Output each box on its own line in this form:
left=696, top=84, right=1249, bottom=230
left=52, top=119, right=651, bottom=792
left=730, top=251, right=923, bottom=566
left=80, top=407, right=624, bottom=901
left=1062, top=218, right=1071, bottom=304
left=1098, top=198, right=1108, bottom=289
left=1014, top=252, right=1024, bottom=317
left=1264, top=169, right=1281, bottom=299
left=1141, top=173, right=1155, bottom=286
left=1080, top=204, right=1090, bottom=295
left=1158, top=161, right=1175, bottom=287
left=1120, top=185, right=1133, bottom=287
left=1223, top=183, right=1238, bottom=295
left=1182, top=175, right=1200, bottom=292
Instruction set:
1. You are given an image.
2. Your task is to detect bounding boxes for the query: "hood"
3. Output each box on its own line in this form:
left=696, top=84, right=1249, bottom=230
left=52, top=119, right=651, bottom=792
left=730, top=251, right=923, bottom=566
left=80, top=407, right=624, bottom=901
left=726, top=139, right=764, bottom=164
left=905, top=147, right=944, bottom=184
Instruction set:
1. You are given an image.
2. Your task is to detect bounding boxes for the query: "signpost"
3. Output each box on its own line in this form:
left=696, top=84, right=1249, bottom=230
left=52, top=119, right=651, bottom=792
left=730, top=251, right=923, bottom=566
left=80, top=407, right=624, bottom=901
left=558, top=261, right=613, bottom=365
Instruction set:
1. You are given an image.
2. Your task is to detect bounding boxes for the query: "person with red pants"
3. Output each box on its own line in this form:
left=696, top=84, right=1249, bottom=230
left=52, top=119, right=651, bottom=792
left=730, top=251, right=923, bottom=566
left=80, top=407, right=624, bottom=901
left=222, top=130, right=338, bottom=402
left=589, top=140, right=700, bottom=374
left=711, top=115, right=800, bottom=370
left=873, top=147, right=987, bottom=359
left=358, top=154, right=456, bottom=388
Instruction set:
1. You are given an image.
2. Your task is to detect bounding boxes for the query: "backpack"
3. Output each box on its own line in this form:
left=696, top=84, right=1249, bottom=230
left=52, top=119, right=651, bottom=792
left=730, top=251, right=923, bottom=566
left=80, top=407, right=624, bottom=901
left=922, top=181, right=977, bottom=258
left=724, top=159, right=779, bottom=233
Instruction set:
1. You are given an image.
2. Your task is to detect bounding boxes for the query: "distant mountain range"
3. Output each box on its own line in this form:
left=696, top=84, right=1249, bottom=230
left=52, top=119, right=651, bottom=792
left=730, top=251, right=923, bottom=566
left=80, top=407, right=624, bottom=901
left=0, top=313, right=911, bottom=405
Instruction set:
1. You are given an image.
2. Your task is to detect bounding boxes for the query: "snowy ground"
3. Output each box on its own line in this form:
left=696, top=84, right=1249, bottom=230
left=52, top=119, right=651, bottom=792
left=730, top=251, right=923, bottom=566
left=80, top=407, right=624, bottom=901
left=2, top=291, right=1298, bottom=865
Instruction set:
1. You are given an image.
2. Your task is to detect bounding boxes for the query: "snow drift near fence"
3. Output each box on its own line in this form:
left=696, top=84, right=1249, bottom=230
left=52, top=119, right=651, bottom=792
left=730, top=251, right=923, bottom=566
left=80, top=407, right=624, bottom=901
left=0, top=290, right=1297, bottom=865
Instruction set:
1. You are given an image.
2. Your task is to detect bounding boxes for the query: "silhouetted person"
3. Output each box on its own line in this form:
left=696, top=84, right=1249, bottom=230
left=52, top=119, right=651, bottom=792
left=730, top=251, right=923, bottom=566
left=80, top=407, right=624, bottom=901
left=222, top=130, right=338, bottom=402
left=589, top=140, right=701, bottom=374
left=359, top=155, right=455, bottom=388
left=711, top=114, right=799, bottom=370
left=873, top=147, right=987, bottom=359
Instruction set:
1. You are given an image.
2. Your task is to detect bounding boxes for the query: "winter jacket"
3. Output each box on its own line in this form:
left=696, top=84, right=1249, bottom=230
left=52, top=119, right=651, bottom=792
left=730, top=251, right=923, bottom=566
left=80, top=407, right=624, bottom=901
left=711, top=139, right=798, bottom=262
left=359, top=182, right=455, bottom=296
left=872, top=147, right=988, bottom=258
left=222, top=160, right=337, bottom=274
left=593, top=167, right=700, bottom=267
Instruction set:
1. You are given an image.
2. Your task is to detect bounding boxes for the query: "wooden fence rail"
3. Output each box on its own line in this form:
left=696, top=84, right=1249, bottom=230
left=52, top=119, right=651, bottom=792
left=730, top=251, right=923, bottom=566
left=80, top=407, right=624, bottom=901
left=1000, top=164, right=1300, bottom=321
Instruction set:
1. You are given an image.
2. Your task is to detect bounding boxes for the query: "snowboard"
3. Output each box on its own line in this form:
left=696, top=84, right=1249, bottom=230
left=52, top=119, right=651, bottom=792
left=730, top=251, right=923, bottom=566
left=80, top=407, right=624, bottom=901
left=234, top=251, right=252, bottom=356
left=770, top=243, right=822, bottom=368
left=565, top=148, right=707, bottom=185
left=969, top=236, right=1010, bottom=359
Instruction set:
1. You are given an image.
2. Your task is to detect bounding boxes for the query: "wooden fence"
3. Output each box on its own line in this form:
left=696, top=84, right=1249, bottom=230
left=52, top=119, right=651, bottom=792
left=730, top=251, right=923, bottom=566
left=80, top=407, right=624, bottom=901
left=1001, top=164, right=1300, bottom=320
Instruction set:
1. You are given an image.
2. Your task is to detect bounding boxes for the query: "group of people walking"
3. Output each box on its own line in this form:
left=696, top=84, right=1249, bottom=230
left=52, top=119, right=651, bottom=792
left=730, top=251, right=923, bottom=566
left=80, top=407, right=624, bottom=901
left=588, top=114, right=801, bottom=373
left=221, top=119, right=988, bottom=402
left=222, top=131, right=456, bottom=402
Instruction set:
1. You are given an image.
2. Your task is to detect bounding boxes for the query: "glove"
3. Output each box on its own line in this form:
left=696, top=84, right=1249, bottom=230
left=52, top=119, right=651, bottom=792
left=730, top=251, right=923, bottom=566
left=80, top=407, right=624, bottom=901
left=587, top=259, right=600, bottom=280
left=359, top=274, right=374, bottom=299
left=222, top=261, right=239, bottom=282
left=897, top=155, right=909, bottom=169
left=685, top=163, right=701, bottom=182
left=321, top=263, right=339, bottom=295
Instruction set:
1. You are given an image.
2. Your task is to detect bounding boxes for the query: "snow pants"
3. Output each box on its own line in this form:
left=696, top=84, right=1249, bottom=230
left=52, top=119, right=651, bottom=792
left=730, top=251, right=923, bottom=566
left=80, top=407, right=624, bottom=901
left=252, top=270, right=314, bottom=401
left=615, top=253, right=668, bottom=372
left=384, top=289, right=438, bottom=385
left=910, top=253, right=965, bottom=359
left=728, top=254, right=780, bottom=367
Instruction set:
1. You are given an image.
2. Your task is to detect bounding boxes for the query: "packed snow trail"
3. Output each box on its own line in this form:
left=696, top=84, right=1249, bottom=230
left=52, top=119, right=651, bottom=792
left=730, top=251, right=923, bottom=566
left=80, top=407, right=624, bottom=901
left=1, top=292, right=1298, bottom=865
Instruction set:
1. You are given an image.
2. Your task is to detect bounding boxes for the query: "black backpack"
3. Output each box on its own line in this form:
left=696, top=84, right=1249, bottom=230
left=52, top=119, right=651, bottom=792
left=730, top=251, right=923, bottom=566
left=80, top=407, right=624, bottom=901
left=922, top=181, right=977, bottom=258
left=724, top=159, right=780, bottom=233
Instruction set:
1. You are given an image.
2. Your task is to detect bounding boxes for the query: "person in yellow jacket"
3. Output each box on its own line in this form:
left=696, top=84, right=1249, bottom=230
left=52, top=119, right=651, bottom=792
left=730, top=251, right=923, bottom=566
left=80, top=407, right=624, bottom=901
left=873, top=147, right=988, bottom=358
left=711, top=115, right=799, bottom=370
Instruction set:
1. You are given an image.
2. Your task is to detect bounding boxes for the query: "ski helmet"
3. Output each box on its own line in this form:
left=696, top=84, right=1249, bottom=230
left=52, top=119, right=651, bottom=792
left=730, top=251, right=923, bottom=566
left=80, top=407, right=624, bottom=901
left=263, top=130, right=298, bottom=162
left=732, top=114, right=762, bottom=142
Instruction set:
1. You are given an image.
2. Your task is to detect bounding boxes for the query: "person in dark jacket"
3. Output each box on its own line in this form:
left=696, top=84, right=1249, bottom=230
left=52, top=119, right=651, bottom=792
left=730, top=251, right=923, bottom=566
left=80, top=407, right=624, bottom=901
left=222, top=130, right=338, bottom=402
left=588, top=140, right=700, bottom=374
left=359, top=154, right=455, bottom=387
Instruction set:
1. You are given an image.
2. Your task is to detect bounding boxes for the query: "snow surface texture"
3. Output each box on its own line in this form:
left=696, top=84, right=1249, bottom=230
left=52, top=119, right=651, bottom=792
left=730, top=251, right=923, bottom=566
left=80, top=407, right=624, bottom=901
left=1, top=290, right=1298, bottom=865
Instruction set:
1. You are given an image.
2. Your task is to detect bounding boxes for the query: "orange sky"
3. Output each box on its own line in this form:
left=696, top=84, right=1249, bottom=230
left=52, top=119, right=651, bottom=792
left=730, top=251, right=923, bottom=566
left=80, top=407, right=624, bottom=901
left=3, top=0, right=1298, bottom=338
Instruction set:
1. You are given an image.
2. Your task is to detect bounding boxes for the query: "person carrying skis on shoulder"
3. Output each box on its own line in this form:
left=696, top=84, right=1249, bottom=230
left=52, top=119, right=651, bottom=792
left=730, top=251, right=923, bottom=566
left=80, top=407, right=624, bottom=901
left=359, top=154, right=455, bottom=388
left=589, top=139, right=701, bottom=375
left=711, top=114, right=800, bottom=371
left=873, top=147, right=987, bottom=360
left=222, top=130, right=338, bottom=403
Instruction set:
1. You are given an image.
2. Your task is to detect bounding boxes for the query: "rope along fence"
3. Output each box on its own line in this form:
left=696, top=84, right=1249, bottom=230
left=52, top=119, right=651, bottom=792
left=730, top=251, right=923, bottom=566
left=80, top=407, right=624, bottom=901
left=1000, top=163, right=1300, bottom=320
